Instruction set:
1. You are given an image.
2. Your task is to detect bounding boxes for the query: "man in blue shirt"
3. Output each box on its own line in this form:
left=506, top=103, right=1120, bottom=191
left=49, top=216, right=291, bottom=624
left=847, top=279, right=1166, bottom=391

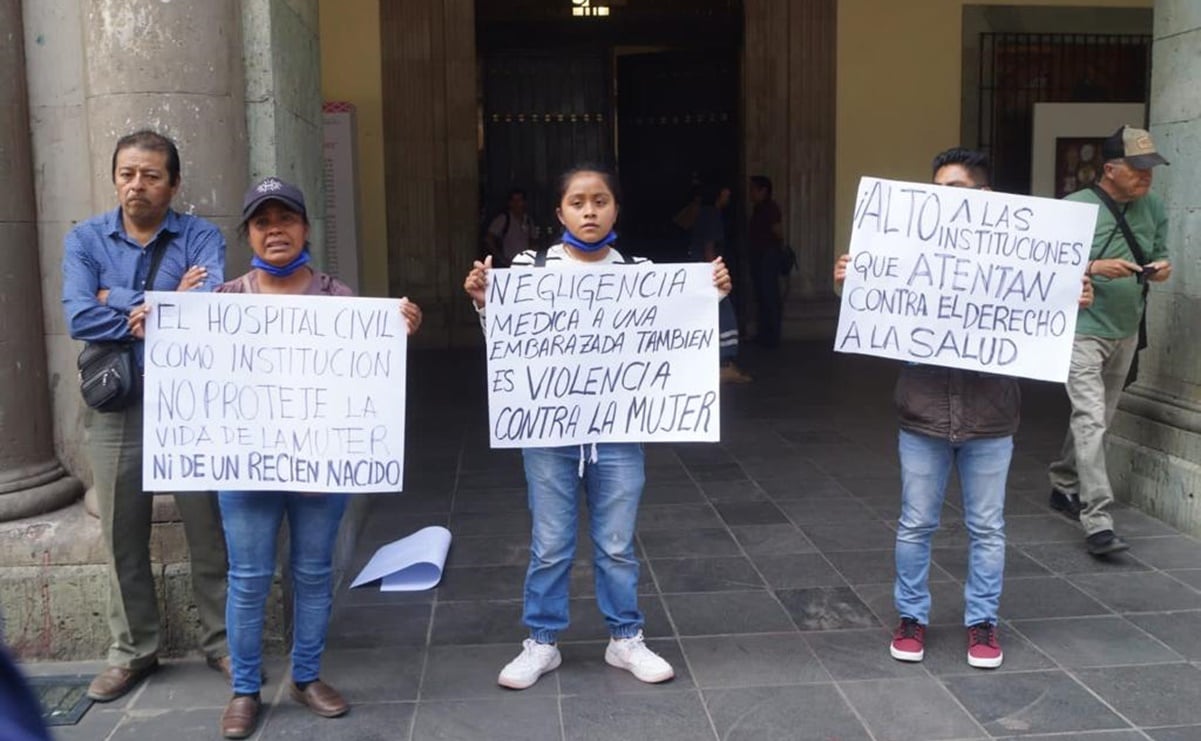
left=62, top=130, right=230, bottom=702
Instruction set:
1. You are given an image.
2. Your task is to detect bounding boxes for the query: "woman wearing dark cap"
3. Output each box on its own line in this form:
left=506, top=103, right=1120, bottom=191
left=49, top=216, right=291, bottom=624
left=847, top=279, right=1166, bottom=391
left=140, top=176, right=423, bottom=738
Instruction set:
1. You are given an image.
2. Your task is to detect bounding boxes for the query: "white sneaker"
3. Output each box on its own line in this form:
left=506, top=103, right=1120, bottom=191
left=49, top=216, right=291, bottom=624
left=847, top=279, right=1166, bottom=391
left=497, top=639, right=561, bottom=690
left=604, top=631, right=675, bottom=683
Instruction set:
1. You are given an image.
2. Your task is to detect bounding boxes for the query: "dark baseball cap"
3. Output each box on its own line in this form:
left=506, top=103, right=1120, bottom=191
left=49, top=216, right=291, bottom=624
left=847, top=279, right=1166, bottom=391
left=1100, top=125, right=1169, bottom=169
left=240, top=176, right=307, bottom=224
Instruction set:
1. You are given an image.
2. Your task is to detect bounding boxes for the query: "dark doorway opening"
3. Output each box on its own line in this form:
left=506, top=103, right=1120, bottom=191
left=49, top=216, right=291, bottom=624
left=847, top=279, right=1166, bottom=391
left=476, top=0, right=742, bottom=263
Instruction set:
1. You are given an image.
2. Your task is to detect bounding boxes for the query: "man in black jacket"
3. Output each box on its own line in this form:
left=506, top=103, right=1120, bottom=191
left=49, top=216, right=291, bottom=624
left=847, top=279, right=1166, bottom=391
left=835, top=148, right=1092, bottom=670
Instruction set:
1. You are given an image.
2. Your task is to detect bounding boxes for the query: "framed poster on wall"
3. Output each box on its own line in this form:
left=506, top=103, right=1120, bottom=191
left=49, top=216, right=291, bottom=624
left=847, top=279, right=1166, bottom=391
left=1053, top=137, right=1106, bottom=199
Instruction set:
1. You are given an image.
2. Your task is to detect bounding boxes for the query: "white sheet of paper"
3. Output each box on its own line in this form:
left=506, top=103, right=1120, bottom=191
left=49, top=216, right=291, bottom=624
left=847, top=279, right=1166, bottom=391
left=485, top=262, right=720, bottom=447
left=141, top=290, right=407, bottom=493
left=350, top=526, right=452, bottom=592
left=834, top=177, right=1098, bottom=383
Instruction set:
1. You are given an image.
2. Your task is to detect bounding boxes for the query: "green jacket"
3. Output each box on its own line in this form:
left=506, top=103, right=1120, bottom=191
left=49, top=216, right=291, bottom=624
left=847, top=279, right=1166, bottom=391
left=1067, top=187, right=1169, bottom=339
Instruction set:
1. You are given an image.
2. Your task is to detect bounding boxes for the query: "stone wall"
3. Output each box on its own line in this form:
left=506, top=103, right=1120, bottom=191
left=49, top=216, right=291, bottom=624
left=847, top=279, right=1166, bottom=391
left=1109, top=0, right=1201, bottom=536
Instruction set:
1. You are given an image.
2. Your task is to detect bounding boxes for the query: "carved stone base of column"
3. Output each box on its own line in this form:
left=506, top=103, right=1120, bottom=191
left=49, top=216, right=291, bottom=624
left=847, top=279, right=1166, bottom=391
left=83, top=489, right=182, bottom=523
left=1110, top=388, right=1201, bottom=537
left=0, top=461, right=82, bottom=521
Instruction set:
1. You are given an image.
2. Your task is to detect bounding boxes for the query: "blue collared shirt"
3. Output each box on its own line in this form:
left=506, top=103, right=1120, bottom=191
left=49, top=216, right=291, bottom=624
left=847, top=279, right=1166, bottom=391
left=62, top=207, right=225, bottom=366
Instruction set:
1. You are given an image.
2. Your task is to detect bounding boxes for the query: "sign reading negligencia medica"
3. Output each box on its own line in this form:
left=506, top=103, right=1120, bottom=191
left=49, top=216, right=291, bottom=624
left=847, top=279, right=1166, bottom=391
left=485, top=263, right=720, bottom=448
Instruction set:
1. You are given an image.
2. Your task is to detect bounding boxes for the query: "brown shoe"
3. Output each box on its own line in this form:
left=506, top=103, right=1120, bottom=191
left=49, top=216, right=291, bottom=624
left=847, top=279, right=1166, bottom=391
left=206, top=655, right=267, bottom=684
left=289, top=680, right=349, bottom=718
left=220, top=695, right=261, bottom=739
left=719, top=364, right=753, bottom=384
left=86, top=661, right=159, bottom=702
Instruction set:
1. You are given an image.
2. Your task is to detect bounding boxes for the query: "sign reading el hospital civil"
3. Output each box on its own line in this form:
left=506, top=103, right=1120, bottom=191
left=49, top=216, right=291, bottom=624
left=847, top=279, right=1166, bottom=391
left=142, top=291, right=407, bottom=493
left=486, top=263, right=720, bottom=448
left=835, top=177, right=1098, bottom=383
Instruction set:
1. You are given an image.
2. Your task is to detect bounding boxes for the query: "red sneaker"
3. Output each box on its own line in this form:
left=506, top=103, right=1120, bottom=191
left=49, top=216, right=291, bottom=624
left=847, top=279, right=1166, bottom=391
left=890, top=618, right=925, bottom=662
left=967, top=622, right=1003, bottom=669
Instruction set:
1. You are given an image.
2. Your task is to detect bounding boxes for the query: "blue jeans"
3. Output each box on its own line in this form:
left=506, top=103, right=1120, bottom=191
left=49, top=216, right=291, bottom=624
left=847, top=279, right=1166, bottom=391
left=219, top=491, right=348, bottom=694
left=521, top=444, right=645, bottom=644
left=894, top=430, right=1010, bottom=626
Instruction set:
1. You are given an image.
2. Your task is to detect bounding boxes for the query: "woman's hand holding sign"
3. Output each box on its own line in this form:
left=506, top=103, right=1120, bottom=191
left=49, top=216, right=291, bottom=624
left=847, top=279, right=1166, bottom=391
left=129, top=265, right=210, bottom=339
left=464, top=255, right=492, bottom=308
left=399, top=297, right=423, bottom=335
left=127, top=304, right=150, bottom=340
left=712, top=257, right=732, bottom=297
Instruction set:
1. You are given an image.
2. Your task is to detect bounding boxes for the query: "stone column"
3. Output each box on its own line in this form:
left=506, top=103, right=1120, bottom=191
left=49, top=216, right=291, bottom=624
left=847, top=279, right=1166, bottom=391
left=25, top=0, right=250, bottom=515
left=1109, top=1, right=1201, bottom=536
left=0, top=0, right=83, bottom=521
left=81, top=0, right=249, bottom=243
left=242, top=0, right=325, bottom=277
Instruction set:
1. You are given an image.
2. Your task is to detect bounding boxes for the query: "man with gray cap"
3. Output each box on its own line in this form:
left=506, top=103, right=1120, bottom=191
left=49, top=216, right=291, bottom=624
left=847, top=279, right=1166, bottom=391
left=1048, top=125, right=1172, bottom=556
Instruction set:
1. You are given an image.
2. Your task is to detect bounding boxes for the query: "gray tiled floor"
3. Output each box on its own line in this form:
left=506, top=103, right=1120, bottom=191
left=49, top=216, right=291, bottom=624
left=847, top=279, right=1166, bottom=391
left=27, top=343, right=1201, bottom=740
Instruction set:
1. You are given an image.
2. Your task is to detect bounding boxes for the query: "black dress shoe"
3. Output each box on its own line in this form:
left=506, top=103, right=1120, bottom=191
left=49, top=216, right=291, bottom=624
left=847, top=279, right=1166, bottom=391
left=1049, top=489, right=1083, bottom=521
left=1086, top=529, right=1130, bottom=556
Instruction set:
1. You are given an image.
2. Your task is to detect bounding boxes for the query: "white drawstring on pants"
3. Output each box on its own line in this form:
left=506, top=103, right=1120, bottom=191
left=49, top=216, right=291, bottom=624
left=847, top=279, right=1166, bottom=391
left=577, top=443, right=599, bottom=477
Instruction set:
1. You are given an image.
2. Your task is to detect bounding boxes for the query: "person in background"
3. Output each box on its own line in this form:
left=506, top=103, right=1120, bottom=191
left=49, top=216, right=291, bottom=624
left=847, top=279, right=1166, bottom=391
left=690, top=184, right=750, bottom=384
left=1047, top=125, right=1171, bottom=556
left=748, top=175, right=784, bottom=348
left=129, top=177, right=422, bottom=738
left=463, top=163, right=732, bottom=690
left=485, top=187, right=535, bottom=267
left=62, top=129, right=229, bottom=703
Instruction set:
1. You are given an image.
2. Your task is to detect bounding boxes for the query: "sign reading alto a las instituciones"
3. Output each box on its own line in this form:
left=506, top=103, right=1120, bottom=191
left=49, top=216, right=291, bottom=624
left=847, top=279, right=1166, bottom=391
left=485, top=263, right=720, bottom=448
left=142, top=291, right=407, bottom=493
left=835, top=177, right=1099, bottom=383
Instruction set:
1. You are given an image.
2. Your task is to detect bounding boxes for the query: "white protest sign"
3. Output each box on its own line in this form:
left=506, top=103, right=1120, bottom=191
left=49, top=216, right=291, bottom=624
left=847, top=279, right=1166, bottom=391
left=142, top=290, right=406, bottom=493
left=835, top=177, right=1098, bottom=382
left=485, top=263, right=720, bottom=447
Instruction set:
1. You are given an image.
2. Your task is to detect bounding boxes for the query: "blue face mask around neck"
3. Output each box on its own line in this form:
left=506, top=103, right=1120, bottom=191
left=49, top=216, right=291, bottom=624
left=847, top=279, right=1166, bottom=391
left=252, top=247, right=311, bottom=277
left=561, top=229, right=618, bottom=253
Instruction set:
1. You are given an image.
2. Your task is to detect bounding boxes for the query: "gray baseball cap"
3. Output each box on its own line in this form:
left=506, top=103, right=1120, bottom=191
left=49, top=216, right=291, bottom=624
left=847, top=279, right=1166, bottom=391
left=1101, top=125, right=1169, bottom=169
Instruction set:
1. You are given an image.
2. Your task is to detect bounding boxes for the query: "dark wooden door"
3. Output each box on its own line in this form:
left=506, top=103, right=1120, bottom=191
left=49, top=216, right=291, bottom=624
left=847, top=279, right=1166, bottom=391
left=616, top=49, right=739, bottom=262
left=481, top=52, right=611, bottom=245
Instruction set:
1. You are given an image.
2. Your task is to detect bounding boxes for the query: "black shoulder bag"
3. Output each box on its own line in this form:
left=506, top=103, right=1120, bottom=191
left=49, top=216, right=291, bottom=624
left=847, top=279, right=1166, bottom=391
left=781, top=244, right=798, bottom=276
left=77, top=242, right=168, bottom=412
left=1089, top=184, right=1150, bottom=388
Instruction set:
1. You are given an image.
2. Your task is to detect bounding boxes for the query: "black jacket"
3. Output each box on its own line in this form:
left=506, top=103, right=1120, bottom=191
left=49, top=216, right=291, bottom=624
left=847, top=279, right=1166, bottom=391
left=894, top=364, right=1020, bottom=442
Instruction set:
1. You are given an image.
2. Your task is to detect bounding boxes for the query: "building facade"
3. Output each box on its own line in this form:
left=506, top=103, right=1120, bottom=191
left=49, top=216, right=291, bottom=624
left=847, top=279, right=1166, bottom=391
left=1, top=0, right=1196, bottom=659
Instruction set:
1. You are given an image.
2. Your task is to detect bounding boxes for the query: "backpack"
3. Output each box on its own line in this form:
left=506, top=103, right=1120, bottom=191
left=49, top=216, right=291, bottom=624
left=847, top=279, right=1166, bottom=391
left=480, top=211, right=513, bottom=266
